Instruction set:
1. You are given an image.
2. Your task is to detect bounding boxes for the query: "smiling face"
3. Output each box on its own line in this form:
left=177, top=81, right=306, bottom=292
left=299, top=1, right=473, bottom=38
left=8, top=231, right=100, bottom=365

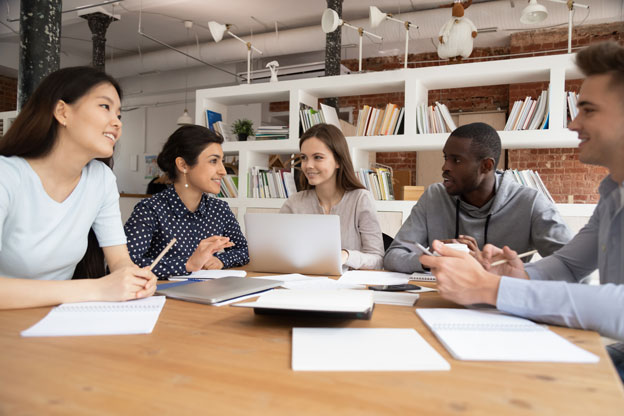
left=180, top=143, right=226, bottom=195
left=568, top=74, right=624, bottom=178
left=300, top=136, right=340, bottom=189
left=59, top=82, right=122, bottom=160
left=441, top=136, right=484, bottom=196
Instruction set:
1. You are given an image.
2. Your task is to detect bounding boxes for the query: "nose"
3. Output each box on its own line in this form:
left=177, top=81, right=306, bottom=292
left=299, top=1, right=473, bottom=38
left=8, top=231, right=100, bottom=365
left=442, top=159, right=451, bottom=173
left=217, top=160, right=227, bottom=176
left=568, top=115, right=580, bottom=132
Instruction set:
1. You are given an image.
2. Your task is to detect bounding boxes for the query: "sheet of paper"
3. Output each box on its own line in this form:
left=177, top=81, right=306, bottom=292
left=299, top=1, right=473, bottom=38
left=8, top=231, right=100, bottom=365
left=283, top=278, right=365, bottom=291
left=292, top=328, right=450, bottom=371
left=249, top=273, right=317, bottom=283
left=372, top=292, right=420, bottom=306
left=21, top=296, right=166, bottom=337
left=236, top=289, right=373, bottom=312
left=339, top=270, right=412, bottom=285
left=212, top=291, right=270, bottom=307
left=169, top=270, right=247, bottom=280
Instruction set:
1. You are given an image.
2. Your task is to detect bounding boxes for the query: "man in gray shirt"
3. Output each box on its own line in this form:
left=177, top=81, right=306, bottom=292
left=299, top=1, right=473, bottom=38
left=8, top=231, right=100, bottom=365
left=420, top=41, right=624, bottom=381
left=384, top=122, right=572, bottom=273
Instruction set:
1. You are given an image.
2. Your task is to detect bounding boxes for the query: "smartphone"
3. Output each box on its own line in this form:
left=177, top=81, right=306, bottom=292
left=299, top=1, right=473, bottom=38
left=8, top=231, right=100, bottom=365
left=368, top=284, right=421, bottom=291
left=415, top=243, right=438, bottom=256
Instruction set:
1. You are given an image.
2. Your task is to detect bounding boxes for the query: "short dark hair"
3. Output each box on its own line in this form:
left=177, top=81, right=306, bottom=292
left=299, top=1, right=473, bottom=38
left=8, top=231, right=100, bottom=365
left=157, top=124, right=224, bottom=181
left=0, top=66, right=122, bottom=167
left=576, top=41, right=624, bottom=92
left=449, top=122, right=501, bottom=167
left=299, top=123, right=364, bottom=192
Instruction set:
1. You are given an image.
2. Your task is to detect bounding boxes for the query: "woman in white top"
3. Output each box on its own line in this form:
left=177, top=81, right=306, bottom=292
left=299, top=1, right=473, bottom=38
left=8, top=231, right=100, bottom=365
left=0, top=66, right=157, bottom=309
left=280, top=123, right=384, bottom=270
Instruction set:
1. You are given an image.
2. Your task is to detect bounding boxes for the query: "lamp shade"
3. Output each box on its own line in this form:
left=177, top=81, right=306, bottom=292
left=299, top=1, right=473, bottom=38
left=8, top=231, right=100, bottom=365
left=520, top=0, right=548, bottom=24
left=321, top=9, right=342, bottom=33
left=369, top=6, right=387, bottom=28
left=208, top=21, right=227, bottom=42
left=177, top=110, right=193, bottom=125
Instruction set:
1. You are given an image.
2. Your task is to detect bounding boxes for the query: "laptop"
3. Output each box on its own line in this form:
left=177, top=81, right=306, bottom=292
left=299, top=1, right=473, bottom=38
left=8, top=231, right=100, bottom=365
left=155, top=276, right=282, bottom=305
left=244, top=213, right=343, bottom=276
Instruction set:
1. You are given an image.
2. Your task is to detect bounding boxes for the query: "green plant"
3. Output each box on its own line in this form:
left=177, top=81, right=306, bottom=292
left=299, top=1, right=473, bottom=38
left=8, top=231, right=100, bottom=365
left=231, top=118, right=255, bottom=136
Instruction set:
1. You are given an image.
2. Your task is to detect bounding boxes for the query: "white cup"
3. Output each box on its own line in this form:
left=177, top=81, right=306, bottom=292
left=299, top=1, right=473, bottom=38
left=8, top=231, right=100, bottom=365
left=444, top=243, right=470, bottom=253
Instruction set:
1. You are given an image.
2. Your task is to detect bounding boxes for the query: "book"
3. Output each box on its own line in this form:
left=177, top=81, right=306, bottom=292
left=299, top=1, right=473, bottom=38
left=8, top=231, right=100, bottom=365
left=416, top=308, right=600, bottom=362
left=21, top=296, right=166, bottom=337
left=205, top=110, right=222, bottom=131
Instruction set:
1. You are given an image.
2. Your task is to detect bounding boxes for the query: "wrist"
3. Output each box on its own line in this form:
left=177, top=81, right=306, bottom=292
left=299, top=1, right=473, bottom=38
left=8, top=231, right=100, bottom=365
left=483, top=271, right=502, bottom=306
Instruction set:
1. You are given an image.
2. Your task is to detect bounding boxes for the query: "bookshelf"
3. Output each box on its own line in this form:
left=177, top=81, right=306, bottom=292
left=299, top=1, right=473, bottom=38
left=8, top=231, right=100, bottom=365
left=195, top=53, right=593, bottom=233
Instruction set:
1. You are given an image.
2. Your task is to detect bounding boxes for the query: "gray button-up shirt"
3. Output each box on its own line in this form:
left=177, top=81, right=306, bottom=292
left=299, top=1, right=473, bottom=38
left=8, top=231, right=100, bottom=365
left=497, top=175, right=624, bottom=340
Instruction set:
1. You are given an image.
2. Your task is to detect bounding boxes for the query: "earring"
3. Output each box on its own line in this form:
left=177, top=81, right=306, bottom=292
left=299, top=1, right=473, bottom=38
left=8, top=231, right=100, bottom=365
left=184, top=171, right=189, bottom=188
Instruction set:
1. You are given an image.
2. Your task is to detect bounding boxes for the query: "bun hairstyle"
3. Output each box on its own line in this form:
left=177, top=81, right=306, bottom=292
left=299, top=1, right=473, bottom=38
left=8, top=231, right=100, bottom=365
left=157, top=124, right=224, bottom=181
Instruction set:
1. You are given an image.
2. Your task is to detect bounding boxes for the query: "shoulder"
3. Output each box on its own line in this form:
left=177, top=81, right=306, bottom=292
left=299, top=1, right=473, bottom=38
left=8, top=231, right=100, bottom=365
left=0, top=156, right=25, bottom=183
left=286, top=189, right=315, bottom=204
left=204, top=195, right=233, bottom=213
left=134, top=187, right=171, bottom=213
left=345, top=189, right=376, bottom=210
left=83, top=160, right=118, bottom=189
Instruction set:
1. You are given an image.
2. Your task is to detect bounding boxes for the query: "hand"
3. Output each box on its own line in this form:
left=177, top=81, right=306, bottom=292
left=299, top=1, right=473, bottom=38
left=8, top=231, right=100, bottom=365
left=341, top=249, right=349, bottom=265
left=481, top=244, right=529, bottom=279
left=419, top=240, right=501, bottom=306
left=202, top=256, right=224, bottom=270
left=97, top=266, right=157, bottom=301
left=186, top=236, right=234, bottom=272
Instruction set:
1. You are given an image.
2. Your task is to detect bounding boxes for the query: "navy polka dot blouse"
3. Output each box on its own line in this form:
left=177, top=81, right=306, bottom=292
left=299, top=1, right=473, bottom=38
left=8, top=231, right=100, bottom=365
left=124, top=186, right=249, bottom=278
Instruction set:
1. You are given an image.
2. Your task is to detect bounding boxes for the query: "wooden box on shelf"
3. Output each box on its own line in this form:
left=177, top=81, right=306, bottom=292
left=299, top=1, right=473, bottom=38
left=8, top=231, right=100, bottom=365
left=403, top=186, right=425, bottom=201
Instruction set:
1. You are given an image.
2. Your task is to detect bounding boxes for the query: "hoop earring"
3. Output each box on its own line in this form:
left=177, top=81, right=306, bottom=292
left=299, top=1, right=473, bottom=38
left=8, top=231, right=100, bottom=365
left=184, top=171, right=189, bottom=188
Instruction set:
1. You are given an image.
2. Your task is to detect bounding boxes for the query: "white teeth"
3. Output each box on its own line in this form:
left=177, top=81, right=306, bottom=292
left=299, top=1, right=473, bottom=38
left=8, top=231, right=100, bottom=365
left=104, top=133, right=115, bottom=141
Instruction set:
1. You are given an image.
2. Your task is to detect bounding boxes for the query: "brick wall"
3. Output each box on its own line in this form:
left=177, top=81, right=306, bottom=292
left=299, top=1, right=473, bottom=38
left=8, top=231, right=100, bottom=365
left=0, top=75, right=17, bottom=112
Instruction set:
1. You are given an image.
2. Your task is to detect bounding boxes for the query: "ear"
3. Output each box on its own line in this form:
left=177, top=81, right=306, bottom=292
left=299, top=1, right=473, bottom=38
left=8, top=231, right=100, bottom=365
left=175, top=156, right=188, bottom=174
left=480, top=157, right=495, bottom=174
left=53, top=100, right=69, bottom=126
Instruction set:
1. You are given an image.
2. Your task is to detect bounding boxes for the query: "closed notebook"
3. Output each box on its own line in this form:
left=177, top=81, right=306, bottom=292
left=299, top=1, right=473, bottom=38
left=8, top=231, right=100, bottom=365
left=21, top=296, right=166, bottom=337
left=416, top=308, right=599, bottom=363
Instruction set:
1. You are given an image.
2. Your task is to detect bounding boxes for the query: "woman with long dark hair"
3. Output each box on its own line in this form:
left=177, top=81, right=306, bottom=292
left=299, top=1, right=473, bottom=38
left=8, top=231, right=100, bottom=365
left=124, top=125, right=249, bottom=278
left=0, top=66, right=157, bottom=309
left=280, top=123, right=384, bottom=270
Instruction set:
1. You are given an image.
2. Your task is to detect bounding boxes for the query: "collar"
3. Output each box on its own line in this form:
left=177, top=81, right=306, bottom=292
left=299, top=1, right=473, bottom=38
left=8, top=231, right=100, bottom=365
left=163, top=186, right=210, bottom=218
left=598, top=175, right=621, bottom=198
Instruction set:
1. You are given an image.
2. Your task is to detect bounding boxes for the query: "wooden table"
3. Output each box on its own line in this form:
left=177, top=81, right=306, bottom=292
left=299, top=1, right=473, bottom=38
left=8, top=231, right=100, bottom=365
left=1, top=282, right=623, bottom=415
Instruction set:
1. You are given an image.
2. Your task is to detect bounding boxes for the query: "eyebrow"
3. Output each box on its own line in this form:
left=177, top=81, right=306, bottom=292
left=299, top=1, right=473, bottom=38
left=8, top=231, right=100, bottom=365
left=207, top=154, right=222, bottom=158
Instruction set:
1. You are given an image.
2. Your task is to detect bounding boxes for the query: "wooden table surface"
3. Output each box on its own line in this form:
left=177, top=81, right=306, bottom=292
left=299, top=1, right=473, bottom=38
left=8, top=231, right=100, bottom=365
left=1, top=280, right=623, bottom=415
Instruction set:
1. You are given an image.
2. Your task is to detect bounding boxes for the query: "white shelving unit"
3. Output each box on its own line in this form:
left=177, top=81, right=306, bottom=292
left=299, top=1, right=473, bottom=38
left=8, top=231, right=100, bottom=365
left=0, top=110, right=17, bottom=136
left=195, top=53, right=592, bottom=231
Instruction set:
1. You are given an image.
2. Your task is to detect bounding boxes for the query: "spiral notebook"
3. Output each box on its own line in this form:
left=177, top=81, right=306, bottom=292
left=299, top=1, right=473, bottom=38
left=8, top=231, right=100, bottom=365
left=21, top=296, right=166, bottom=337
left=416, top=308, right=599, bottom=363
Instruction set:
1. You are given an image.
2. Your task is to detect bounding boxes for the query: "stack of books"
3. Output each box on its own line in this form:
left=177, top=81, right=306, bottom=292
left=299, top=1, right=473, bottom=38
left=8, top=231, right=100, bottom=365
left=213, top=121, right=230, bottom=141
left=217, top=175, right=238, bottom=198
left=415, top=102, right=457, bottom=134
left=567, top=91, right=579, bottom=121
left=248, top=166, right=298, bottom=199
left=256, top=126, right=288, bottom=140
left=507, top=169, right=554, bottom=203
left=504, top=90, right=549, bottom=131
left=355, top=103, right=405, bottom=136
left=356, top=167, right=395, bottom=201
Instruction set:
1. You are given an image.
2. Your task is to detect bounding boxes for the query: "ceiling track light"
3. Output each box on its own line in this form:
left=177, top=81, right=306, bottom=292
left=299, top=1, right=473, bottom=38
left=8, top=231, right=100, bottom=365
left=208, top=21, right=263, bottom=84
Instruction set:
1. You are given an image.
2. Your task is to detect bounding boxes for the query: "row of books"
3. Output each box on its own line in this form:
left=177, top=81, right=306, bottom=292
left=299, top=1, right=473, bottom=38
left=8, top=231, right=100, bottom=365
left=356, top=167, right=395, bottom=201
left=217, top=175, right=238, bottom=198
left=355, top=103, right=405, bottom=137
left=508, top=169, right=554, bottom=204
left=504, top=90, right=549, bottom=131
left=256, top=125, right=289, bottom=140
left=416, top=102, right=457, bottom=134
left=247, top=166, right=298, bottom=199
left=567, top=91, right=579, bottom=120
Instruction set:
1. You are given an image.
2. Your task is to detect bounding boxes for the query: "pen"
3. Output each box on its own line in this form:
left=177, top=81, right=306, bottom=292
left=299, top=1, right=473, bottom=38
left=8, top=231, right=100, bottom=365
left=490, top=249, right=537, bottom=267
left=150, top=238, right=177, bottom=269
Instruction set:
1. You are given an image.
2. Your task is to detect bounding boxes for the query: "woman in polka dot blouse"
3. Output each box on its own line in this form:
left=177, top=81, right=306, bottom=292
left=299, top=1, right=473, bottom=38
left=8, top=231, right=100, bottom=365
left=125, top=125, right=249, bottom=278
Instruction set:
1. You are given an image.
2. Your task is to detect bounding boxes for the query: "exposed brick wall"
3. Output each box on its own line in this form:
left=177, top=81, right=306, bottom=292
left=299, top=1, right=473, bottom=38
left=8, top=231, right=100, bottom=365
left=0, top=75, right=17, bottom=112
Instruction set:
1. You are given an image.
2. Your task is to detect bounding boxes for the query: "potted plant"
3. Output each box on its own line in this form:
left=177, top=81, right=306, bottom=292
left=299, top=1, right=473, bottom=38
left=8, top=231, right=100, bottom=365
left=231, top=118, right=255, bottom=141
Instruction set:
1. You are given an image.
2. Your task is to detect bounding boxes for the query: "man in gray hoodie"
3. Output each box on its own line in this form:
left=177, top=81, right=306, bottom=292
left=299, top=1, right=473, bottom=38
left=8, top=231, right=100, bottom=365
left=384, top=122, right=572, bottom=273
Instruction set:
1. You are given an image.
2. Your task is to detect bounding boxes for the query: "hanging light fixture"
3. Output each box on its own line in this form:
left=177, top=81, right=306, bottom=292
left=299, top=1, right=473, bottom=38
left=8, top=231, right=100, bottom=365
left=520, top=0, right=589, bottom=53
left=177, top=21, right=193, bottom=125
left=369, top=6, right=417, bottom=69
left=208, top=21, right=263, bottom=84
left=321, top=8, right=383, bottom=73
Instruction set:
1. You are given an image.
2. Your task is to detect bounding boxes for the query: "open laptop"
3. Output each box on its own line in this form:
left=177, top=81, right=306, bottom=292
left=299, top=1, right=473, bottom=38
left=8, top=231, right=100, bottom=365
left=244, top=213, right=343, bottom=276
left=155, top=276, right=282, bottom=305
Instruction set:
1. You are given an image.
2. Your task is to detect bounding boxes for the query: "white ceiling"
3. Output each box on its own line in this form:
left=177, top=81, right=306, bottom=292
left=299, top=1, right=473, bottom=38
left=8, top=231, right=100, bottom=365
left=0, top=0, right=622, bottom=80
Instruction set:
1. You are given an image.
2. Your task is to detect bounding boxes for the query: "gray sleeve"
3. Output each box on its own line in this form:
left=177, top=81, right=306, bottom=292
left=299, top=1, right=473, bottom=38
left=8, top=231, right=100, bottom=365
left=497, top=276, right=624, bottom=340
left=344, top=192, right=384, bottom=270
left=529, top=192, right=573, bottom=257
left=383, top=191, right=430, bottom=273
left=526, top=204, right=599, bottom=283
left=279, top=197, right=294, bottom=213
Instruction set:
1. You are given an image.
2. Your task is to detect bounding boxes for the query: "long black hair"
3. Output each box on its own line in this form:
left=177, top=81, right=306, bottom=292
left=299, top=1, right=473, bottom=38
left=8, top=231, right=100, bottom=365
left=0, top=66, right=123, bottom=279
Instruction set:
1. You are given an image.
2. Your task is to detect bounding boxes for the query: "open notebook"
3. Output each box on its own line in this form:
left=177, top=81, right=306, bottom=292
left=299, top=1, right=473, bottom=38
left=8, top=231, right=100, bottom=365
left=416, top=308, right=599, bottom=363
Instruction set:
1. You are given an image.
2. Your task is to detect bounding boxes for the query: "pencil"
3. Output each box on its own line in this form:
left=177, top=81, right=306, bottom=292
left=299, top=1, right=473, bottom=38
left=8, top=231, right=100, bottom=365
left=150, top=238, right=177, bottom=269
left=490, top=249, right=537, bottom=267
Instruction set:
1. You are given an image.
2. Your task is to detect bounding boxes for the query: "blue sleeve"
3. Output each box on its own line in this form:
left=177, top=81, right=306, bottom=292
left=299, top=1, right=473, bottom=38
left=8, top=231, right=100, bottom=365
left=124, top=201, right=189, bottom=278
left=92, top=165, right=127, bottom=247
left=214, top=204, right=249, bottom=268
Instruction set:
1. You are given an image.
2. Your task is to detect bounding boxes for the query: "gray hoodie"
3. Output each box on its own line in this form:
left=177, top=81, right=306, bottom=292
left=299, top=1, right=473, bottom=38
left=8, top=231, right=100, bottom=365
left=384, top=171, right=573, bottom=273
